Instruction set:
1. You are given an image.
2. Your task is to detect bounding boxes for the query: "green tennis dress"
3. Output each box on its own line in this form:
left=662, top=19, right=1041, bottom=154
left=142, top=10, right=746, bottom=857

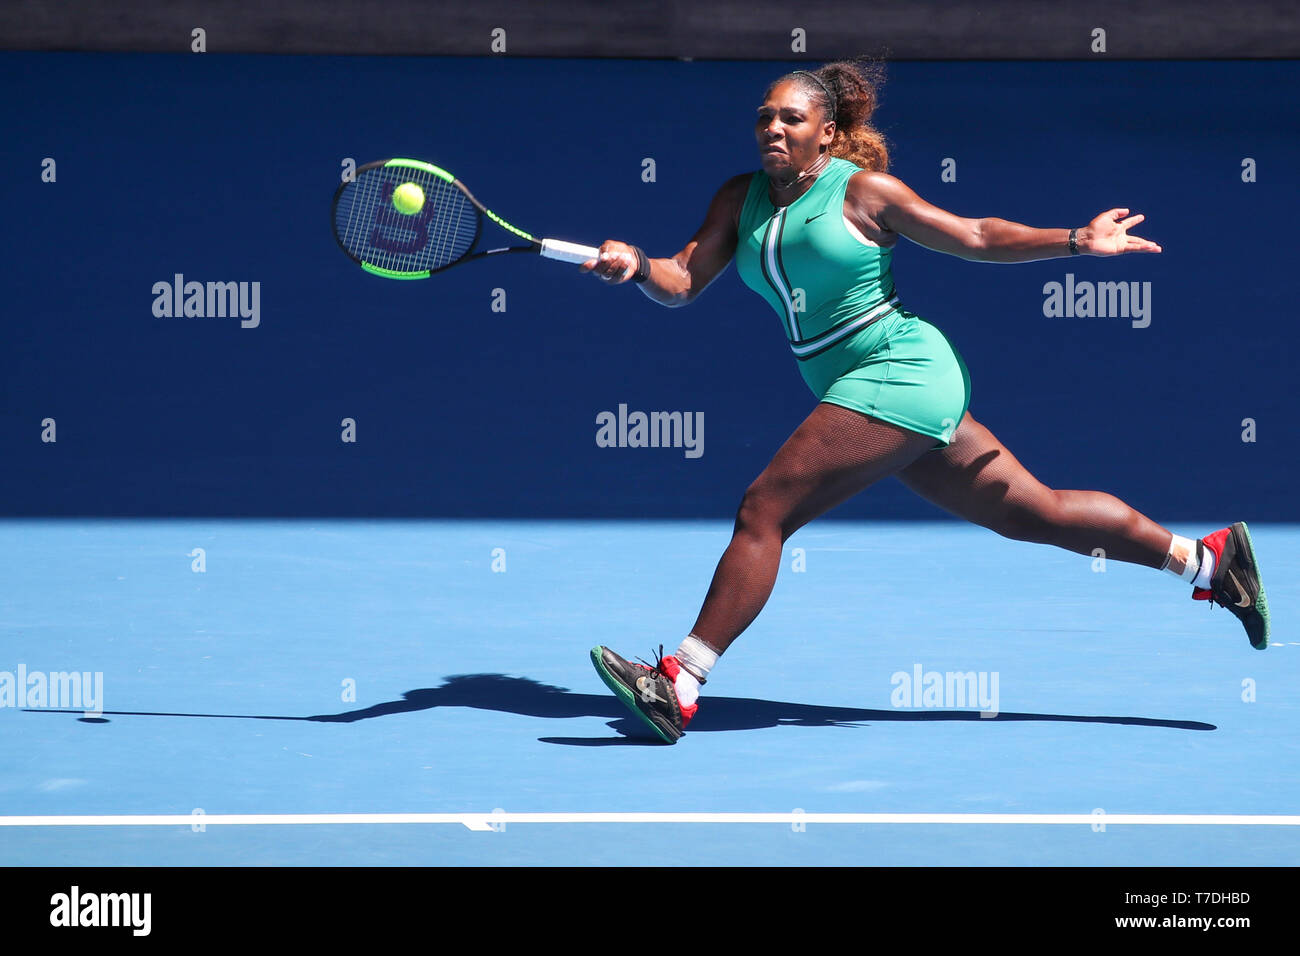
left=735, top=157, right=971, bottom=447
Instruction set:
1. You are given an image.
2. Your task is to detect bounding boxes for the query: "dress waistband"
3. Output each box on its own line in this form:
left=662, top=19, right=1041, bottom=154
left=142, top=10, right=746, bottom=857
left=790, top=295, right=902, bottom=360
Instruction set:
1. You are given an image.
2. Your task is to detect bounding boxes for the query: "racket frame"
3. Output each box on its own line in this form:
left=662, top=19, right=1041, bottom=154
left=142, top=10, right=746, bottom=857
left=331, top=158, right=597, bottom=279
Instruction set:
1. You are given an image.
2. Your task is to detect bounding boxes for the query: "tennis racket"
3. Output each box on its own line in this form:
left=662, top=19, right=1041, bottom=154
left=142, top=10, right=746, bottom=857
left=332, top=158, right=600, bottom=279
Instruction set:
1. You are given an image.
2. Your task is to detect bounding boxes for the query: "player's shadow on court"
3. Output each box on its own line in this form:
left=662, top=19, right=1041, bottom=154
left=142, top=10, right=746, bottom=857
left=33, top=674, right=1216, bottom=742
left=304, top=673, right=1217, bottom=745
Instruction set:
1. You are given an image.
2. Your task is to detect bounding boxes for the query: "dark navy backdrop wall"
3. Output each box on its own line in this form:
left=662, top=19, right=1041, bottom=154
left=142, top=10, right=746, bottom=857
left=2, top=54, right=1295, bottom=518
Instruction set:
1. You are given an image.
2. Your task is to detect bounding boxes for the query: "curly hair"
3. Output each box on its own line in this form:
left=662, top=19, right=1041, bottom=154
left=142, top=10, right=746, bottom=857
left=770, top=57, right=890, bottom=173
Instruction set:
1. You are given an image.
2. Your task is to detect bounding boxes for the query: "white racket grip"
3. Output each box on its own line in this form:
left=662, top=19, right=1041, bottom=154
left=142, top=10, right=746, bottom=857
left=540, top=238, right=601, bottom=264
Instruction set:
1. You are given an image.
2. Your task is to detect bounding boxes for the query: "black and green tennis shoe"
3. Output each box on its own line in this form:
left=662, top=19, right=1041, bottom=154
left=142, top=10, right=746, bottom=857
left=590, top=645, right=690, bottom=744
left=1193, top=521, right=1270, bottom=649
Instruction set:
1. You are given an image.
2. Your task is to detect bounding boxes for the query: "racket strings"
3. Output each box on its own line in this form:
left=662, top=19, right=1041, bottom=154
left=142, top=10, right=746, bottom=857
left=334, top=167, right=477, bottom=273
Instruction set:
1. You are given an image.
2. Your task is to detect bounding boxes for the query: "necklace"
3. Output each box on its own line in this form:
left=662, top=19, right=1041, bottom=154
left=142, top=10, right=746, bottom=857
left=771, top=150, right=831, bottom=191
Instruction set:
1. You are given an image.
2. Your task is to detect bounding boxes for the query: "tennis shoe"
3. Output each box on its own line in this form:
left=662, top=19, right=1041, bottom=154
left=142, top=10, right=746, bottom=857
left=590, top=645, right=696, bottom=743
left=1193, top=521, right=1270, bottom=649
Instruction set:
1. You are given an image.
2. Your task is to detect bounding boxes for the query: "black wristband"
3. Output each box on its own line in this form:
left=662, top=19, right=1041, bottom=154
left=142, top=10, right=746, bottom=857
left=631, top=245, right=652, bottom=283
left=1068, top=227, right=1079, bottom=255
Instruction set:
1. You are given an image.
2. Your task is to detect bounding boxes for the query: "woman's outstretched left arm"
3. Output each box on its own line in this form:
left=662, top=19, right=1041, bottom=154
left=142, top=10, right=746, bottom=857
left=846, top=171, right=1162, bottom=263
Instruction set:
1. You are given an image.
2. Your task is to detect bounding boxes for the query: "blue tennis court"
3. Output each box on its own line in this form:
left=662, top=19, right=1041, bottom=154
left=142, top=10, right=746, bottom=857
left=3, top=519, right=1294, bottom=866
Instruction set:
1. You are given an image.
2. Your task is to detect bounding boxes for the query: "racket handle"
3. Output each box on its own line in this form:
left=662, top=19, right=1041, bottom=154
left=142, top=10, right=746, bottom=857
left=540, top=238, right=601, bottom=264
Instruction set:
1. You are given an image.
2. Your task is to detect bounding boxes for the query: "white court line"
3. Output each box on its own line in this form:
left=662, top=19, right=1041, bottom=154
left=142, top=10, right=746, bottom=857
left=2, top=812, right=1300, bottom=831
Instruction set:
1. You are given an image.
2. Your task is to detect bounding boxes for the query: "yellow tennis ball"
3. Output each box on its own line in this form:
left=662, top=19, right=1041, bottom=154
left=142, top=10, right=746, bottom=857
left=392, top=182, right=425, bottom=215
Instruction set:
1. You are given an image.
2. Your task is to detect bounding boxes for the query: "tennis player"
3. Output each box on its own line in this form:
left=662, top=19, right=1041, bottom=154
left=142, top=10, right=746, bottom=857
left=581, top=59, right=1270, bottom=744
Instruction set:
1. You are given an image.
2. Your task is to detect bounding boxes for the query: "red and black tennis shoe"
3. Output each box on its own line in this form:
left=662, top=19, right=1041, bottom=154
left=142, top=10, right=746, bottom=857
left=1193, top=522, right=1270, bottom=649
left=590, top=645, right=697, bottom=744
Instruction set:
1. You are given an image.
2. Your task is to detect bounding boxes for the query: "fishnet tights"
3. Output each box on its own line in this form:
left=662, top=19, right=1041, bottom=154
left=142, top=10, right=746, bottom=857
left=690, top=405, right=1172, bottom=653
